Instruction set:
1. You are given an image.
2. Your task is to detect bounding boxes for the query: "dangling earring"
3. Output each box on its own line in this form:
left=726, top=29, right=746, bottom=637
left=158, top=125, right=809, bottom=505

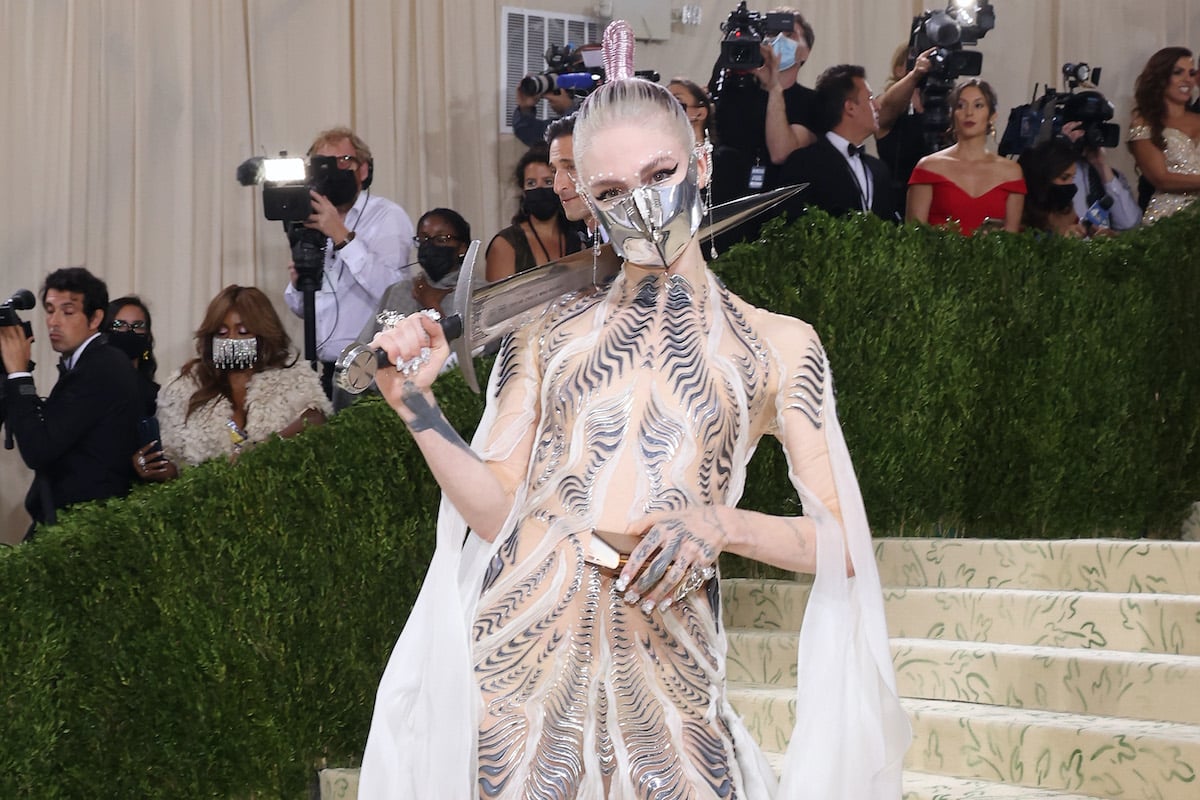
left=701, top=136, right=717, bottom=260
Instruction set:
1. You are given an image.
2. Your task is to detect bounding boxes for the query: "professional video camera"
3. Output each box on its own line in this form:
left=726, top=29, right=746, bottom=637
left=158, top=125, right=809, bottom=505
left=236, top=152, right=367, bottom=361
left=998, top=63, right=1120, bottom=156
left=519, top=43, right=660, bottom=99
left=0, top=289, right=36, bottom=387
left=907, top=1, right=996, bottom=148
left=717, top=1, right=796, bottom=73
left=0, top=289, right=35, bottom=338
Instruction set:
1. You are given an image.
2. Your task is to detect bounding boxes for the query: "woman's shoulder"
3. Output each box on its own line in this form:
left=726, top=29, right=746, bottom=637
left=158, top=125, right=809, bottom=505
left=993, top=155, right=1025, bottom=181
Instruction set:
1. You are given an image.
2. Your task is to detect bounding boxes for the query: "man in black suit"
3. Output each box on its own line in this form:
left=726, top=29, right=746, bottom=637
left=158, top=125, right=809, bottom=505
left=778, top=64, right=900, bottom=222
left=0, top=267, right=141, bottom=539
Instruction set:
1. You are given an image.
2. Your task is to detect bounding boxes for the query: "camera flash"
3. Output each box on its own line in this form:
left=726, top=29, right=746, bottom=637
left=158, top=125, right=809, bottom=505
left=263, top=157, right=307, bottom=183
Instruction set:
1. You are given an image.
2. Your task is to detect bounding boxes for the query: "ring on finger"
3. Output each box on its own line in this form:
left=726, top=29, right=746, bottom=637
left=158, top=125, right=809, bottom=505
left=673, top=564, right=716, bottom=602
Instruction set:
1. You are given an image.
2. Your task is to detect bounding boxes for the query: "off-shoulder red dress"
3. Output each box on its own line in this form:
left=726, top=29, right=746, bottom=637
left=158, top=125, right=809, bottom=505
left=908, top=166, right=1027, bottom=236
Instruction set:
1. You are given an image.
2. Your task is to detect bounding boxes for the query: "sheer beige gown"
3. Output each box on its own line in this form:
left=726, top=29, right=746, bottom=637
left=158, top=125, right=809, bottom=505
left=358, top=261, right=906, bottom=800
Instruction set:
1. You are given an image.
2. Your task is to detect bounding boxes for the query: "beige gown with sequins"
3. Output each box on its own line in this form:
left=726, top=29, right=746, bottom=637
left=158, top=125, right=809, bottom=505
left=359, top=264, right=908, bottom=800
left=1128, top=122, right=1200, bottom=224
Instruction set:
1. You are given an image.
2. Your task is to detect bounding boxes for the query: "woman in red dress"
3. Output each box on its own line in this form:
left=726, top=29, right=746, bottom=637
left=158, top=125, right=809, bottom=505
left=906, top=79, right=1026, bottom=235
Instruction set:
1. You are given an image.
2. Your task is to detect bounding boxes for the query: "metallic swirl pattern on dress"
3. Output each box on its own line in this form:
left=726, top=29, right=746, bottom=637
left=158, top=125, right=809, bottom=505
left=787, top=339, right=827, bottom=429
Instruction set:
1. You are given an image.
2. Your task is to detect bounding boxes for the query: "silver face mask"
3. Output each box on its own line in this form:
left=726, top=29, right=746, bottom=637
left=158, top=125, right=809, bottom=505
left=211, top=336, right=258, bottom=370
left=590, top=156, right=705, bottom=268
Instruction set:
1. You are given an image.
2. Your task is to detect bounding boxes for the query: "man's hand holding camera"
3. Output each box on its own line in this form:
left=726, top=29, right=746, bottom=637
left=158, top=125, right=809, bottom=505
left=305, top=188, right=351, bottom=244
left=0, top=324, right=33, bottom=376
left=1062, top=121, right=1115, bottom=183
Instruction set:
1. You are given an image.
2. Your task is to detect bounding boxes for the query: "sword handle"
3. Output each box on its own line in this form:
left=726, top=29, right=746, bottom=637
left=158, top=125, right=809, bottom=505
left=373, top=313, right=464, bottom=368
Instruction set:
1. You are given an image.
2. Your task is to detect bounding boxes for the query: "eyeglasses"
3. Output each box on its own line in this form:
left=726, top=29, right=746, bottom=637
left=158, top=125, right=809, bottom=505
left=111, top=320, right=147, bottom=332
left=333, top=154, right=359, bottom=168
left=413, top=234, right=460, bottom=246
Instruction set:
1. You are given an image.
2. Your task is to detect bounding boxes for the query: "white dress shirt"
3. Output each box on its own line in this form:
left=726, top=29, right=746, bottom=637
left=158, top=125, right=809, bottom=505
left=284, top=190, right=415, bottom=362
left=825, top=130, right=874, bottom=211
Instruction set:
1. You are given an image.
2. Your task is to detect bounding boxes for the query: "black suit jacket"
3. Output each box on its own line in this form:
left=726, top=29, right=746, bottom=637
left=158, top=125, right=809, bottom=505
left=5, top=337, right=141, bottom=527
left=777, top=136, right=900, bottom=223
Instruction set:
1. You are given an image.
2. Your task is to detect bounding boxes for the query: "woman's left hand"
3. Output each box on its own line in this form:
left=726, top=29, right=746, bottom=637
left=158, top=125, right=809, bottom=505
left=617, top=506, right=735, bottom=613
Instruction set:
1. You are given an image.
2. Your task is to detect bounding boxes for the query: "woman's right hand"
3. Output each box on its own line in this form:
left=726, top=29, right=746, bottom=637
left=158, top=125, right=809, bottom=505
left=133, top=441, right=177, bottom=482
left=371, top=311, right=451, bottom=419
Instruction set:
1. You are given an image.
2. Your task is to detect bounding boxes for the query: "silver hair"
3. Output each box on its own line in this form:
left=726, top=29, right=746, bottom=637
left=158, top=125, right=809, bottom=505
left=574, top=78, right=695, bottom=177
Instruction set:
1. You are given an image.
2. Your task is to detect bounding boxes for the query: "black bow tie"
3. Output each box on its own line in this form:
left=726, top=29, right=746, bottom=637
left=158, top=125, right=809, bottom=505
left=847, top=143, right=866, bottom=158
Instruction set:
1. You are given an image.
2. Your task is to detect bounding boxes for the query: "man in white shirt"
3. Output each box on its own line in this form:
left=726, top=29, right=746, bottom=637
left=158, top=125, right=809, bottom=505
left=778, top=64, right=900, bottom=221
left=284, top=127, right=415, bottom=397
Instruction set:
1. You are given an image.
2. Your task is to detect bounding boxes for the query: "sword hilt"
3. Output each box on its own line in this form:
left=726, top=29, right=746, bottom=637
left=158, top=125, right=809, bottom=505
left=370, top=313, right=463, bottom=369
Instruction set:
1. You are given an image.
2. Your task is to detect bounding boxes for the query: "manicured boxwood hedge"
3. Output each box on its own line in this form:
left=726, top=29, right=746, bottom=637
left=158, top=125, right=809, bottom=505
left=2, top=209, right=1197, bottom=797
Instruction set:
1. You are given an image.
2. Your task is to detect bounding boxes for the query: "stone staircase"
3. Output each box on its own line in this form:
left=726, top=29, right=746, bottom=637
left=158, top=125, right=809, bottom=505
left=724, top=538, right=1200, bottom=799
left=319, top=538, right=1200, bottom=798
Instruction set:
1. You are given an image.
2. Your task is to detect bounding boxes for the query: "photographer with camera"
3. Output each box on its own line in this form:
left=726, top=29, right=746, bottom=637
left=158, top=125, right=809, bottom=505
left=711, top=5, right=819, bottom=195
left=876, top=43, right=938, bottom=212
left=0, top=268, right=141, bottom=539
left=1059, top=121, right=1141, bottom=232
left=283, top=126, right=415, bottom=398
left=513, top=83, right=580, bottom=149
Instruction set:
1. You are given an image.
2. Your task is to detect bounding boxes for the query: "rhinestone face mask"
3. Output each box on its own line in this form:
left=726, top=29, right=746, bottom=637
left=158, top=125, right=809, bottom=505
left=211, top=336, right=258, bottom=370
left=584, top=155, right=705, bottom=269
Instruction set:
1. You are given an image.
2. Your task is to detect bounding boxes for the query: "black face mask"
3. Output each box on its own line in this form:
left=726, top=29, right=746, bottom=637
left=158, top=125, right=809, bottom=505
left=1047, top=182, right=1078, bottom=211
left=311, top=165, right=359, bottom=207
left=109, top=331, right=149, bottom=362
left=417, top=241, right=463, bottom=287
left=524, top=187, right=562, bottom=221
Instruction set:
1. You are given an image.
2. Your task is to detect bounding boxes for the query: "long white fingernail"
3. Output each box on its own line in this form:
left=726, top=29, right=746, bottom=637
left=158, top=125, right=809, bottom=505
left=640, top=599, right=655, bottom=615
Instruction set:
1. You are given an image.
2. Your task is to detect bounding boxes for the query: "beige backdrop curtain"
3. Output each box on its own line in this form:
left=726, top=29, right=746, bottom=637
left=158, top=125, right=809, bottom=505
left=1, top=0, right=1197, bottom=541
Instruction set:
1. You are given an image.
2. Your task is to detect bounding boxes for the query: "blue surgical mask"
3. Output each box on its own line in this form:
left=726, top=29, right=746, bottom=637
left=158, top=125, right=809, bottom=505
left=772, top=34, right=799, bottom=72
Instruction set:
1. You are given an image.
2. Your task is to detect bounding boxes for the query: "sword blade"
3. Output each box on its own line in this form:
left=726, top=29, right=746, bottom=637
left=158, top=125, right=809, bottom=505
left=461, top=183, right=805, bottom=354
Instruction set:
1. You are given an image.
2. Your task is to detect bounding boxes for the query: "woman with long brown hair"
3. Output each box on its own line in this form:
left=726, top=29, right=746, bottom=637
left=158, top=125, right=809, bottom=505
left=1128, top=46, right=1200, bottom=224
left=134, top=285, right=329, bottom=480
left=906, top=78, right=1026, bottom=235
left=484, top=143, right=581, bottom=282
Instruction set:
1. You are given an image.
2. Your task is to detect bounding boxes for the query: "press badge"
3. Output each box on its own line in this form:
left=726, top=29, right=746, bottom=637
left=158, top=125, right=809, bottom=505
left=748, top=164, right=766, bottom=191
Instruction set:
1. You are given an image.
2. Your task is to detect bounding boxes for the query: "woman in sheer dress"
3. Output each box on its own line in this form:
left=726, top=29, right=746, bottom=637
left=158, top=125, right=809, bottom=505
left=358, top=22, right=907, bottom=800
left=1128, top=47, right=1200, bottom=224
left=906, top=79, right=1026, bottom=234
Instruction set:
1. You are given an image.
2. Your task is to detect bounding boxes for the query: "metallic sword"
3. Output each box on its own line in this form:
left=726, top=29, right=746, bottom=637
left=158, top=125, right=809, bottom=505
left=336, top=183, right=805, bottom=395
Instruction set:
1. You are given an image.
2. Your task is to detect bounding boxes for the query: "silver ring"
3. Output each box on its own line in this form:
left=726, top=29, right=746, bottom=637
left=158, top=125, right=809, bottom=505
left=673, top=564, right=716, bottom=602
left=138, top=456, right=146, bottom=468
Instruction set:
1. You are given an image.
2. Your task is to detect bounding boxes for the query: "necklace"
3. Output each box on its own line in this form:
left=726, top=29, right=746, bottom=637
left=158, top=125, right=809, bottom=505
left=527, top=220, right=563, bottom=264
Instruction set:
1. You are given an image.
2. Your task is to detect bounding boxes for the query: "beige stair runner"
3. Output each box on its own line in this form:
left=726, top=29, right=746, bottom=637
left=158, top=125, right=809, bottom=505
left=321, top=538, right=1200, bottom=799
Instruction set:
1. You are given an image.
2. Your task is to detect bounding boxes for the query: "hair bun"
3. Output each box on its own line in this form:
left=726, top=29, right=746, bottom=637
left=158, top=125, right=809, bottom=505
left=601, top=20, right=636, bottom=83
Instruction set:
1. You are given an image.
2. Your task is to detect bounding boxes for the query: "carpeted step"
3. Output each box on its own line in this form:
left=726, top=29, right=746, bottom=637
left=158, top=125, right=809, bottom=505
left=728, top=686, right=1200, bottom=800
left=875, top=538, right=1200, bottom=594
left=891, top=638, right=1200, bottom=725
left=725, top=631, right=1200, bottom=724
left=901, top=770, right=1111, bottom=799
left=724, top=579, right=1200, bottom=655
left=886, top=587, right=1200, bottom=655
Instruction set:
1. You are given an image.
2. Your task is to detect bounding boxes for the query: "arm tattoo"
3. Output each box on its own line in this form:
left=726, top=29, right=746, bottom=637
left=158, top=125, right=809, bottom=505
left=401, top=381, right=479, bottom=459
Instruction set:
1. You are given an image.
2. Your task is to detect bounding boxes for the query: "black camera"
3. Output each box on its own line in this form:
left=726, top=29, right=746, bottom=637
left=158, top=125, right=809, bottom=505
left=998, top=64, right=1120, bottom=156
left=908, top=2, right=995, bottom=147
left=236, top=152, right=363, bottom=223
left=0, top=289, right=35, bottom=340
left=520, top=44, right=599, bottom=97
left=719, top=1, right=796, bottom=72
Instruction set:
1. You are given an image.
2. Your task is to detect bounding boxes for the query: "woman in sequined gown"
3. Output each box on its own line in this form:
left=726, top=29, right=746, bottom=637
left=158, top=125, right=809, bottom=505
left=1128, top=47, right=1200, bottom=224
left=357, top=26, right=908, bottom=800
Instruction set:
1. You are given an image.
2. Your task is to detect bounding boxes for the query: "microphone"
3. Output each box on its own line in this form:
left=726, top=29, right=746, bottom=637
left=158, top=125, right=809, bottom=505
left=2, top=289, right=35, bottom=310
left=1083, top=194, right=1114, bottom=230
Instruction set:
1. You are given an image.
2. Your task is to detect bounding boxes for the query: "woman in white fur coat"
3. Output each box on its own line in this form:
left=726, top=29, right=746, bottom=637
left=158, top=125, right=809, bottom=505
left=135, top=285, right=331, bottom=480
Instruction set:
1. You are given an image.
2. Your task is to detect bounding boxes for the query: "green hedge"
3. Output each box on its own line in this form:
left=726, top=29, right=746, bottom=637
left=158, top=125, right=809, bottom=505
left=2, top=210, right=1198, bottom=797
